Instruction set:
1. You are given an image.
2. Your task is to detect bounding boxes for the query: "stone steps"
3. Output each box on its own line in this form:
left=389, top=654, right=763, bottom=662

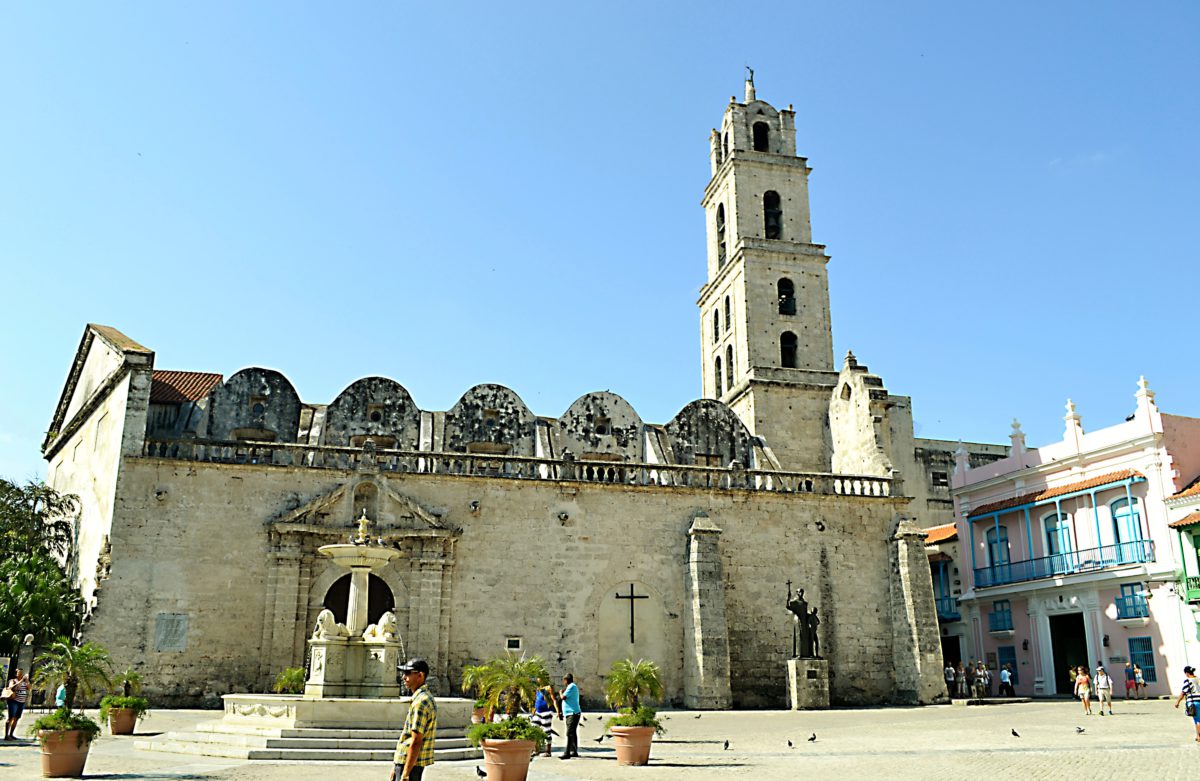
left=136, top=725, right=481, bottom=762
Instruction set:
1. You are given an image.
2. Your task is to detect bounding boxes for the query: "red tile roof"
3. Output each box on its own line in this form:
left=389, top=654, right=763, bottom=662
left=1172, top=475, right=1200, bottom=500
left=1169, top=511, right=1200, bottom=529
left=968, top=469, right=1143, bottom=518
left=922, top=523, right=958, bottom=545
left=150, top=370, right=223, bottom=404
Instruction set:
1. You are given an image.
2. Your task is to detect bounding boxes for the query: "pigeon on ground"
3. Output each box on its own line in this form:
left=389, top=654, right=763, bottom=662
left=694, top=714, right=702, bottom=719
left=1011, top=729, right=1020, bottom=738
left=723, top=740, right=730, bottom=750
left=475, top=766, right=487, bottom=778
left=787, top=739, right=794, bottom=748
left=1075, top=727, right=1086, bottom=734
left=808, top=733, right=817, bottom=743
left=592, top=734, right=605, bottom=743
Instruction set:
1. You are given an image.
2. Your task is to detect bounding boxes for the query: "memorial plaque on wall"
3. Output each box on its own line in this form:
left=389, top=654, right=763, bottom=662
left=155, top=612, right=189, bottom=652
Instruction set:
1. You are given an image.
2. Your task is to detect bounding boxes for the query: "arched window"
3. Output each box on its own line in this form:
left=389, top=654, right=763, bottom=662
left=716, top=204, right=727, bottom=266
left=753, top=122, right=769, bottom=152
left=726, top=345, right=734, bottom=388
left=780, top=331, right=798, bottom=368
left=714, top=357, right=723, bottom=396
left=1043, top=512, right=1074, bottom=574
left=764, top=191, right=782, bottom=239
left=777, top=278, right=796, bottom=315
left=712, top=309, right=719, bottom=344
left=724, top=296, right=731, bottom=332
left=1111, top=497, right=1143, bottom=562
left=722, top=132, right=729, bottom=158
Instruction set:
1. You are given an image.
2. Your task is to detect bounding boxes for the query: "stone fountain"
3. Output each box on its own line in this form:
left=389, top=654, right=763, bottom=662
left=305, top=510, right=406, bottom=698
left=136, top=511, right=477, bottom=761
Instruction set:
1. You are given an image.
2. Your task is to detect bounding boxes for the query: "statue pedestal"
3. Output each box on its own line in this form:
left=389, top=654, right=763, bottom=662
left=786, top=658, right=829, bottom=710
left=305, top=637, right=403, bottom=699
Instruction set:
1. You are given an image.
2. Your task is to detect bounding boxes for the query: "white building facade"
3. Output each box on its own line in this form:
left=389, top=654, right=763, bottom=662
left=953, top=380, right=1200, bottom=697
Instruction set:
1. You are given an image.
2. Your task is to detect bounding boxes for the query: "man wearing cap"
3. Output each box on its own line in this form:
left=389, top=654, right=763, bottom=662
left=392, top=659, right=437, bottom=781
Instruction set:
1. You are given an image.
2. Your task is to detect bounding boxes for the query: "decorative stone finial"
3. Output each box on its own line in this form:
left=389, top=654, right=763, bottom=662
left=844, top=350, right=858, bottom=369
left=953, top=440, right=970, bottom=476
left=1136, top=375, right=1155, bottom=404
left=355, top=509, right=372, bottom=544
left=744, top=66, right=756, bottom=102
left=1011, top=418, right=1022, bottom=436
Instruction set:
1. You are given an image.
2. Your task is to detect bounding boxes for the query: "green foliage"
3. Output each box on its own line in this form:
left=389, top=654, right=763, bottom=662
left=605, top=704, right=665, bottom=736
left=32, top=707, right=101, bottom=746
left=0, top=478, right=78, bottom=560
left=466, top=716, right=547, bottom=749
left=603, top=658, right=664, bottom=712
left=112, top=668, right=142, bottom=698
left=460, top=663, right=488, bottom=700
left=33, top=639, right=112, bottom=710
left=0, top=551, right=83, bottom=647
left=470, top=654, right=550, bottom=718
left=272, top=667, right=307, bottom=694
left=99, top=695, right=150, bottom=722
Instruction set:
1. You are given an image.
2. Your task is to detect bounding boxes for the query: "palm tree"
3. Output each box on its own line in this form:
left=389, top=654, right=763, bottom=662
left=478, top=655, right=549, bottom=718
left=604, top=658, right=664, bottom=711
left=112, top=668, right=142, bottom=698
left=33, top=639, right=112, bottom=711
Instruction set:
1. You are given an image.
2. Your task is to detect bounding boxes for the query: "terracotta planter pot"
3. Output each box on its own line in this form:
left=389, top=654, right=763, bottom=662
left=610, top=725, right=656, bottom=765
left=481, top=738, right=535, bottom=781
left=38, top=730, right=93, bottom=778
left=108, top=708, right=138, bottom=735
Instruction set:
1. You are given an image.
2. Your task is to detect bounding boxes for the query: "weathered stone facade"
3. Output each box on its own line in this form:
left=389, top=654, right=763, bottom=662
left=43, top=77, right=1002, bottom=710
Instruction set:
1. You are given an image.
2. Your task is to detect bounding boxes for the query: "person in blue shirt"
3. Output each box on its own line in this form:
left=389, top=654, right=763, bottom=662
left=559, top=674, right=581, bottom=759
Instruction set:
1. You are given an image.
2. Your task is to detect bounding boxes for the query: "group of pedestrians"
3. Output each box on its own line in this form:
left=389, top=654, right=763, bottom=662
left=527, top=673, right=583, bottom=760
left=943, top=660, right=1017, bottom=699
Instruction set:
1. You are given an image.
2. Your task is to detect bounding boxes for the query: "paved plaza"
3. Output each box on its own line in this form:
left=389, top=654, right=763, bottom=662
left=1, top=699, right=1197, bottom=780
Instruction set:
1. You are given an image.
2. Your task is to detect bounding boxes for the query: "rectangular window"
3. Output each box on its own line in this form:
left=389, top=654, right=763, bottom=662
left=505, top=637, right=522, bottom=652
left=997, top=645, right=1018, bottom=685
left=931, top=471, right=949, bottom=488
left=988, top=599, right=1013, bottom=632
left=1116, top=583, right=1149, bottom=619
left=1128, top=636, right=1157, bottom=683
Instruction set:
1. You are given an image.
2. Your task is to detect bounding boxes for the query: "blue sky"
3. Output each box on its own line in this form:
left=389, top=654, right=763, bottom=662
left=2, top=2, right=1198, bottom=481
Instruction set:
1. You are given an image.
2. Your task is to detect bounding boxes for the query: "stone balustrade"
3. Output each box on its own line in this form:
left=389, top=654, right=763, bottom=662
left=141, top=438, right=893, bottom=497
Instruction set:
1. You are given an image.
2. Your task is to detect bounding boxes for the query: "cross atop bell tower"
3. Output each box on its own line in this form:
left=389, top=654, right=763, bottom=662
left=698, top=74, right=837, bottom=472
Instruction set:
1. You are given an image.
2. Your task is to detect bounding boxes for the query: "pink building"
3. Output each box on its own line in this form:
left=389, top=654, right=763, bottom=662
left=952, top=379, right=1200, bottom=697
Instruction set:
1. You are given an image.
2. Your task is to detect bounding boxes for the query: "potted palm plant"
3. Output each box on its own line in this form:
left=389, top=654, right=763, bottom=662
left=272, top=667, right=306, bottom=695
left=31, top=639, right=112, bottom=778
left=464, top=654, right=548, bottom=781
left=604, top=658, right=665, bottom=766
left=460, top=663, right=491, bottom=723
left=98, top=668, right=148, bottom=735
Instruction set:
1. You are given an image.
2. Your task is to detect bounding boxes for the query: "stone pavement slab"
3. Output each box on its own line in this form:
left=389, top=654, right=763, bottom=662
left=1, top=700, right=1196, bottom=780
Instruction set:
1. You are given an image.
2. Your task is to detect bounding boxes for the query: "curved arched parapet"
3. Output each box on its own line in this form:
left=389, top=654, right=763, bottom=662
left=323, top=377, right=420, bottom=450
left=664, top=399, right=754, bottom=468
left=444, top=384, right=535, bottom=457
left=206, top=367, right=301, bottom=443
left=556, top=391, right=644, bottom=462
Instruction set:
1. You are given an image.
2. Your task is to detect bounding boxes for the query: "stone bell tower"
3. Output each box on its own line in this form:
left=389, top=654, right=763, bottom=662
left=698, top=72, right=838, bottom=472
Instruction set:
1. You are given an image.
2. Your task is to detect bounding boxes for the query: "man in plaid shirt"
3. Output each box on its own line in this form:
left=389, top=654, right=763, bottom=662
left=392, top=659, right=437, bottom=781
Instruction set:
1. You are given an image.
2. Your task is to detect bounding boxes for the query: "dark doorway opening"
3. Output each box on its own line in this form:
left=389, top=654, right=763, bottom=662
left=1049, top=612, right=1088, bottom=695
left=324, top=574, right=395, bottom=626
left=942, top=634, right=962, bottom=668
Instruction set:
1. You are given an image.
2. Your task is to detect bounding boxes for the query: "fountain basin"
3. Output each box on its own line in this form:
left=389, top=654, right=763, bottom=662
left=317, top=543, right=400, bottom=570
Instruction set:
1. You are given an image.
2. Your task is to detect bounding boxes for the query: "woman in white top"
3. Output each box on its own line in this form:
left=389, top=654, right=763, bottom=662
left=1094, top=666, right=1114, bottom=716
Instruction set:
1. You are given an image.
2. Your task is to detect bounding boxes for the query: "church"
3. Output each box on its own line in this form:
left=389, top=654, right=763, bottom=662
left=43, top=76, right=1003, bottom=708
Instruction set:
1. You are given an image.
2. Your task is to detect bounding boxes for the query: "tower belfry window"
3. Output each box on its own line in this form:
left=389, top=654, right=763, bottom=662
left=726, top=345, right=734, bottom=388
left=724, top=296, right=731, bottom=332
left=715, top=357, right=723, bottom=396
left=764, top=191, right=782, bottom=240
left=780, top=331, right=798, bottom=368
left=712, top=309, right=720, bottom=344
left=753, top=122, right=770, bottom=152
left=777, top=278, right=796, bottom=315
left=716, top=204, right=727, bottom=266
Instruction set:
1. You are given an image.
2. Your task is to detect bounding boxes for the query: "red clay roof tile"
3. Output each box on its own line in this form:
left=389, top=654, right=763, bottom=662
left=1169, top=511, right=1200, bottom=529
left=150, top=370, right=223, bottom=404
left=922, top=523, right=958, bottom=545
left=968, top=469, right=1143, bottom=518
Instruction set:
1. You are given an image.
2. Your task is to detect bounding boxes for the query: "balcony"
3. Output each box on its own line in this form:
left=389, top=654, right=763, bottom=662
left=988, top=609, right=1014, bottom=634
left=974, top=540, right=1155, bottom=589
left=935, top=595, right=961, bottom=621
left=1115, top=594, right=1150, bottom=620
left=1181, top=575, right=1200, bottom=603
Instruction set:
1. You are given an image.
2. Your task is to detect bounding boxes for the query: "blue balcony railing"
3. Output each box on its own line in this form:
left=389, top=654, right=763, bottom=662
left=1115, top=594, right=1149, bottom=619
left=935, top=595, right=960, bottom=621
left=988, top=609, right=1014, bottom=632
left=974, top=540, right=1155, bottom=589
